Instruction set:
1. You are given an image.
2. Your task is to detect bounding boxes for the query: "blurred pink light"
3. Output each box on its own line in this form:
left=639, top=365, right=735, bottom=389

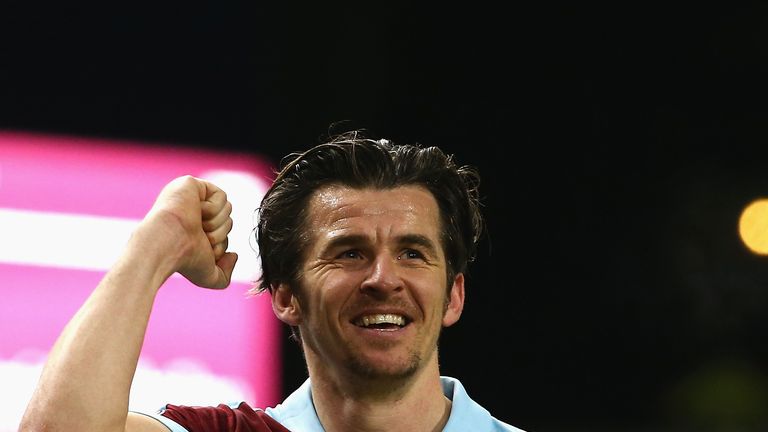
left=0, top=131, right=282, bottom=417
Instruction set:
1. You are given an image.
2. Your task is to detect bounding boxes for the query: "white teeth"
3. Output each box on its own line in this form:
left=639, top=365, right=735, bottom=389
left=357, top=314, right=405, bottom=327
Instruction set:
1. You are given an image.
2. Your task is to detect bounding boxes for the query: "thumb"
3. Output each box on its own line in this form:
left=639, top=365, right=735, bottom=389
left=207, top=252, right=239, bottom=289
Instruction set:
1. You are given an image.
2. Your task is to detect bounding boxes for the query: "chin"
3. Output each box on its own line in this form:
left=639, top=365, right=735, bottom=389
left=347, top=353, right=421, bottom=380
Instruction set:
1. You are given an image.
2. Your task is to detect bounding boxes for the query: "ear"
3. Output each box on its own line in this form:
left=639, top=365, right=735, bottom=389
left=442, top=273, right=465, bottom=327
left=271, top=282, right=302, bottom=326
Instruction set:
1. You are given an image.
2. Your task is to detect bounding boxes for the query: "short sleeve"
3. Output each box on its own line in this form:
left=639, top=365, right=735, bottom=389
left=158, top=402, right=291, bottom=432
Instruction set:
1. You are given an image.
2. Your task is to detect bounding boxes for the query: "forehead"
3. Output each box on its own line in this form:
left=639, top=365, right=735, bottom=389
left=306, top=184, right=442, bottom=236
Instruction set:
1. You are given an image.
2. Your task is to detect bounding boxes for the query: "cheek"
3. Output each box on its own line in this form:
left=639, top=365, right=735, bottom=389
left=303, top=271, right=359, bottom=314
left=325, top=266, right=369, bottom=290
left=410, top=281, right=450, bottom=315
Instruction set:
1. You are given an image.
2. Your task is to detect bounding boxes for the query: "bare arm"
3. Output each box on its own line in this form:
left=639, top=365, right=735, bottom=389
left=19, top=175, right=237, bottom=432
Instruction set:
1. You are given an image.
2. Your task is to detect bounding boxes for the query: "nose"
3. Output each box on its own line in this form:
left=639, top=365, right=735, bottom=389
left=360, top=254, right=404, bottom=297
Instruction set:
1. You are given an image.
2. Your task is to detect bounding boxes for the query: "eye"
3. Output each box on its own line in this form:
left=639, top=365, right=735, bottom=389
left=338, top=250, right=363, bottom=260
left=398, top=249, right=424, bottom=260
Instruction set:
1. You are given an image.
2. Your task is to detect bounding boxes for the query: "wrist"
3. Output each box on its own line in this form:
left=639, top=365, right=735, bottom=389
left=121, top=217, right=188, bottom=290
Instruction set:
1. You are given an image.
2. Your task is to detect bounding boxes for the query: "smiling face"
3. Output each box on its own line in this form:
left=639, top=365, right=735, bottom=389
left=272, top=184, right=465, bottom=383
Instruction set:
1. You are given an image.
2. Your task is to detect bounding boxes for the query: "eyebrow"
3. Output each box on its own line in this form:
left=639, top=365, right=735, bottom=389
left=321, top=233, right=439, bottom=258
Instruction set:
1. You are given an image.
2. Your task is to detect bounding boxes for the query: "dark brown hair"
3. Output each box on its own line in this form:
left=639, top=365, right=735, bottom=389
left=254, top=130, right=484, bottom=293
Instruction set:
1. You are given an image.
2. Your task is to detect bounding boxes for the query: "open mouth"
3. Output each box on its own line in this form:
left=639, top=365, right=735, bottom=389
left=353, top=313, right=409, bottom=330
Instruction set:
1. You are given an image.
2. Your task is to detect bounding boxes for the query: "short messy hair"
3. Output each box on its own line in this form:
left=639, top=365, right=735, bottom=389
left=253, top=130, right=484, bottom=293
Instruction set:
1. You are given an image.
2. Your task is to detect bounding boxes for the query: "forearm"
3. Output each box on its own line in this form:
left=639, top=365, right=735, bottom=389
left=20, top=233, right=176, bottom=432
left=20, top=175, right=235, bottom=432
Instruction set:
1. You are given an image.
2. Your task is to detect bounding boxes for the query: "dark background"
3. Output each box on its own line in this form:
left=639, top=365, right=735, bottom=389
left=4, top=3, right=768, bottom=431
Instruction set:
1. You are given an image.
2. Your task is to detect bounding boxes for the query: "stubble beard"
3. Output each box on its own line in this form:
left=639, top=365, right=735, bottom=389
left=346, top=347, right=422, bottom=381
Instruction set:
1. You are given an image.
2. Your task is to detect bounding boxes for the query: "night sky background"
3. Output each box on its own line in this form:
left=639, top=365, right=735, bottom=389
left=4, top=3, right=768, bottom=431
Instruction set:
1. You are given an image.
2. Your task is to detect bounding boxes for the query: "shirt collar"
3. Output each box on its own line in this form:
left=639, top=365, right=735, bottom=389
left=266, top=376, right=497, bottom=432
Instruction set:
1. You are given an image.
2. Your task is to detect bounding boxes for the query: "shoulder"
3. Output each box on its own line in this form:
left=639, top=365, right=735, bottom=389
left=263, top=378, right=325, bottom=431
left=155, top=401, right=290, bottom=432
left=441, top=376, right=527, bottom=432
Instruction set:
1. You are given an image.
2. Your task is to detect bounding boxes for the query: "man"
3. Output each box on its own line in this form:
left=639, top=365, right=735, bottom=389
left=20, top=130, right=523, bottom=431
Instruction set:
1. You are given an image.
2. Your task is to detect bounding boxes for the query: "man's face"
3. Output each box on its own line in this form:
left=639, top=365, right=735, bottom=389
left=279, top=184, right=464, bottom=381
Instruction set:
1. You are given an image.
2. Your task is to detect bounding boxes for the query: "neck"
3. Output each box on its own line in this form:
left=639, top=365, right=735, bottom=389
left=307, top=358, right=452, bottom=432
